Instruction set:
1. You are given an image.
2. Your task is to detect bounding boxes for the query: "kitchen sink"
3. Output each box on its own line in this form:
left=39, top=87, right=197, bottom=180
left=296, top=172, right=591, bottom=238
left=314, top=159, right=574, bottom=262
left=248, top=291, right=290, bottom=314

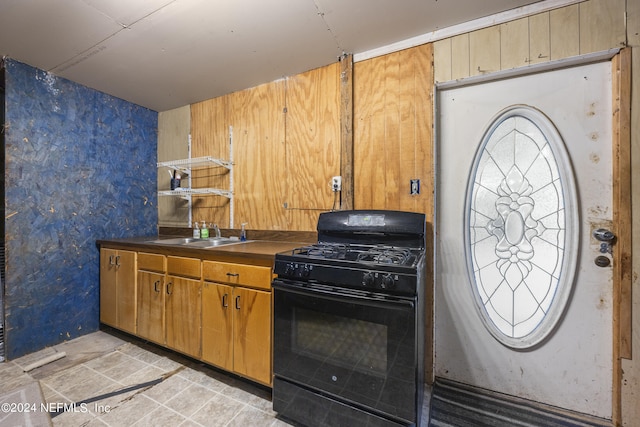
left=184, top=238, right=241, bottom=248
left=147, top=237, right=201, bottom=245
left=147, top=237, right=244, bottom=248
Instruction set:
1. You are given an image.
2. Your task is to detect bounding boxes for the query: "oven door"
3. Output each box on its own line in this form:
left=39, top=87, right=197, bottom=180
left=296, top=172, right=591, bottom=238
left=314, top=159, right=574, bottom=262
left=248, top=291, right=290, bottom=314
left=273, top=278, right=420, bottom=425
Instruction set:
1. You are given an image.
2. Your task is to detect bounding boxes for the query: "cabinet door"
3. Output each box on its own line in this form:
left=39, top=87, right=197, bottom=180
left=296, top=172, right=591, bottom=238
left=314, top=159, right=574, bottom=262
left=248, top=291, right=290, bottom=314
left=137, top=270, right=165, bottom=344
left=100, top=249, right=118, bottom=327
left=233, top=287, right=272, bottom=385
left=202, top=282, right=233, bottom=370
left=100, top=248, right=136, bottom=332
left=116, top=250, right=137, bottom=334
left=166, top=275, right=202, bottom=358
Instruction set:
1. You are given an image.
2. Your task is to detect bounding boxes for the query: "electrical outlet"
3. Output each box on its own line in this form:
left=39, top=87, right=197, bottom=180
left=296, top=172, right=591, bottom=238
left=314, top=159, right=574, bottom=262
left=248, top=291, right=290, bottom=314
left=332, top=176, right=342, bottom=192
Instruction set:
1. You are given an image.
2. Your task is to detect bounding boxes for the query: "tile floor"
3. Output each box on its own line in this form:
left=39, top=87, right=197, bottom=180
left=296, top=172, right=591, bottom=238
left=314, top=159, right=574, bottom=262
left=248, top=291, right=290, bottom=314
left=1, top=330, right=431, bottom=426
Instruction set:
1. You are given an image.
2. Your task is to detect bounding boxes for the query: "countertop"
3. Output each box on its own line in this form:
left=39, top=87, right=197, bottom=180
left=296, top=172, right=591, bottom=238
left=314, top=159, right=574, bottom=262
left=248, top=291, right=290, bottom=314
left=97, top=236, right=309, bottom=265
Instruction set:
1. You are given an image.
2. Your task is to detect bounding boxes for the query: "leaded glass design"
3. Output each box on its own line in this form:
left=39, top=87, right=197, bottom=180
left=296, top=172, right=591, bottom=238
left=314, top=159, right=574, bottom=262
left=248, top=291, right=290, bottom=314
left=465, top=106, right=578, bottom=349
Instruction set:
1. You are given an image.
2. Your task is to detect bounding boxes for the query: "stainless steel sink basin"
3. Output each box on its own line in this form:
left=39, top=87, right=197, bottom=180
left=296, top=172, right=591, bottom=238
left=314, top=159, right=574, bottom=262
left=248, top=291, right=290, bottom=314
left=147, top=237, right=201, bottom=245
left=185, top=238, right=240, bottom=248
left=147, top=237, right=244, bottom=248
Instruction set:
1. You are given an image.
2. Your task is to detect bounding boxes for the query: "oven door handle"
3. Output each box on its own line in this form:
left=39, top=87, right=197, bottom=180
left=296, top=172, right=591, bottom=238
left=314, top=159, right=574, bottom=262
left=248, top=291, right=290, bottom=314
left=272, top=280, right=415, bottom=311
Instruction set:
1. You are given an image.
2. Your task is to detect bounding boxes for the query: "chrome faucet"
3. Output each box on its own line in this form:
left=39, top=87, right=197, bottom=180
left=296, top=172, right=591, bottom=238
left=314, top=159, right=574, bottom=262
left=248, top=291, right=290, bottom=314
left=213, top=223, right=221, bottom=238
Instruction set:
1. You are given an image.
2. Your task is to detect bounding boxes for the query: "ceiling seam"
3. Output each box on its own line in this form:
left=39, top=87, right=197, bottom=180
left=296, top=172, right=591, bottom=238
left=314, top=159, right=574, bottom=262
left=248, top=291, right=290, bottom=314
left=50, top=0, right=181, bottom=73
left=312, top=0, right=344, bottom=56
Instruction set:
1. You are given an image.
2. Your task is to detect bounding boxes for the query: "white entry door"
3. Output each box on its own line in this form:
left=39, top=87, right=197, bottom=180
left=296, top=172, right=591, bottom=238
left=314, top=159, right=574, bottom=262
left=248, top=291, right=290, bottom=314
left=435, top=60, right=614, bottom=419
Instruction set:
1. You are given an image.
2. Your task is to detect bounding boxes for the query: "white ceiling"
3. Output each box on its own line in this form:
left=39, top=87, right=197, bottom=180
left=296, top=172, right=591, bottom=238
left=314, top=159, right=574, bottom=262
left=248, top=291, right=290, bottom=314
left=1, top=0, right=546, bottom=112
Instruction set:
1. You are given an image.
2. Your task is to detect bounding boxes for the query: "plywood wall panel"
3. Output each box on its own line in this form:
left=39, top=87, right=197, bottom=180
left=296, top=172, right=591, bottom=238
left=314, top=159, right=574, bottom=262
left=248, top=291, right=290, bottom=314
left=549, top=5, right=579, bottom=60
left=433, top=39, right=452, bottom=83
left=286, top=209, right=322, bottom=234
left=354, top=54, right=387, bottom=209
left=451, top=34, right=470, bottom=80
left=501, top=18, right=529, bottom=69
left=354, top=44, right=433, bottom=217
left=158, top=105, right=190, bottom=227
left=529, top=12, right=550, bottom=65
left=470, top=26, right=500, bottom=76
left=285, top=63, right=340, bottom=211
left=191, top=96, right=231, bottom=227
left=229, top=81, right=287, bottom=230
left=383, top=51, right=402, bottom=210
left=579, top=0, right=626, bottom=54
left=414, top=44, right=434, bottom=222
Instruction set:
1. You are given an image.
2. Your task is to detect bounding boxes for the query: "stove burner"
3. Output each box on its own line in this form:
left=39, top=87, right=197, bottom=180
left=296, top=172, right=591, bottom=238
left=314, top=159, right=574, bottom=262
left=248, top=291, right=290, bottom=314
left=357, top=247, right=413, bottom=265
left=299, top=243, right=347, bottom=259
left=293, top=244, right=417, bottom=266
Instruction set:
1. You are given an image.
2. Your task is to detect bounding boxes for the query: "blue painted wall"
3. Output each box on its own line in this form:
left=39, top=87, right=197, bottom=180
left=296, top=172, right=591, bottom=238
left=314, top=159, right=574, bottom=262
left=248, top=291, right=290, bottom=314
left=3, top=59, right=158, bottom=359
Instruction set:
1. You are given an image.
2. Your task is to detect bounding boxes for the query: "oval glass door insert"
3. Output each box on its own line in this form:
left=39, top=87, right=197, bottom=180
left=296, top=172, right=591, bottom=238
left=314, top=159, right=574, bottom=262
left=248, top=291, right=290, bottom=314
left=464, top=105, right=579, bottom=349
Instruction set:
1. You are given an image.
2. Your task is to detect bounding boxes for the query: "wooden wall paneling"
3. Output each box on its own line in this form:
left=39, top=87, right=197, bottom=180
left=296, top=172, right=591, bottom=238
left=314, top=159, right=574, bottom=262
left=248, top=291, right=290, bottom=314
left=579, top=0, right=626, bottom=54
left=611, top=47, right=632, bottom=427
left=190, top=96, right=231, bottom=227
left=528, top=12, right=551, bottom=65
left=229, top=81, right=287, bottom=230
left=621, top=1, right=639, bottom=422
left=285, top=208, right=321, bottom=233
left=612, top=48, right=633, bottom=359
left=383, top=50, right=403, bottom=210
left=470, top=26, right=501, bottom=76
left=501, top=17, right=530, bottom=69
left=354, top=54, right=387, bottom=209
left=354, top=44, right=433, bottom=215
left=158, top=106, right=190, bottom=227
left=284, top=63, right=340, bottom=211
left=621, top=2, right=640, bottom=424
left=340, top=54, right=354, bottom=211
left=414, top=44, right=434, bottom=221
left=451, top=34, right=470, bottom=80
left=549, top=4, right=580, bottom=60
left=396, top=46, right=431, bottom=214
left=433, top=39, right=452, bottom=83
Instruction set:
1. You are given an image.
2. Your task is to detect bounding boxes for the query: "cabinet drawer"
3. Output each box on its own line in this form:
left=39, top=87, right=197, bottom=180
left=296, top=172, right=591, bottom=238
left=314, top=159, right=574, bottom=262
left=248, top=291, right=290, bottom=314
left=167, top=256, right=201, bottom=279
left=138, top=252, right=165, bottom=272
left=203, top=261, right=272, bottom=290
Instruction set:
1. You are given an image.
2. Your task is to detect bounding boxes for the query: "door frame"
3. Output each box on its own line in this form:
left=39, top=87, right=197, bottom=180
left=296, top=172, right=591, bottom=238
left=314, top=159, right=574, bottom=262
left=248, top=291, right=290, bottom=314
left=432, top=48, right=632, bottom=425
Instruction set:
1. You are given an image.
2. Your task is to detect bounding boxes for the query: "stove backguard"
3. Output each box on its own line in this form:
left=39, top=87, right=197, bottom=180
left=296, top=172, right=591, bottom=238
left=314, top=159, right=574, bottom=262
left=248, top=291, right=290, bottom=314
left=316, top=210, right=426, bottom=250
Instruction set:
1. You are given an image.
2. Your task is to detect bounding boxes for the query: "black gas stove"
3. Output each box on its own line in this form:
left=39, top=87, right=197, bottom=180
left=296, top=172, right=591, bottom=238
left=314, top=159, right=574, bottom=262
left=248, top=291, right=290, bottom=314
left=274, top=210, right=426, bottom=296
left=274, top=243, right=423, bottom=295
left=272, top=210, right=427, bottom=427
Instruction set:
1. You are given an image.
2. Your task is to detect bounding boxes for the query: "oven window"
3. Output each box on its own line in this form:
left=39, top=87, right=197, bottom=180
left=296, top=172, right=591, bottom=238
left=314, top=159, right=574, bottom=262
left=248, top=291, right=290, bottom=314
left=293, top=308, right=388, bottom=376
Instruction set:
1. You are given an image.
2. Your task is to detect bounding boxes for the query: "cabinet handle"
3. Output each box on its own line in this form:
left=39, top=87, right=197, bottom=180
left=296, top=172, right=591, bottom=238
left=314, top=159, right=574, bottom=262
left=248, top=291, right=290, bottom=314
left=154, top=280, right=160, bottom=293
left=166, top=282, right=173, bottom=295
left=109, top=255, right=115, bottom=266
left=222, top=293, right=229, bottom=308
left=235, top=295, right=241, bottom=310
left=226, top=272, right=239, bottom=277
left=115, top=255, right=121, bottom=268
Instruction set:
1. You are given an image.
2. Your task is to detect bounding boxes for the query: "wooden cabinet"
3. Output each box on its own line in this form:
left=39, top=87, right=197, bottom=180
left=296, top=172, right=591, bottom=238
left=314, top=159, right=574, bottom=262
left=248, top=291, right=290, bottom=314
left=202, top=282, right=233, bottom=370
left=100, top=248, right=136, bottom=334
left=100, top=245, right=274, bottom=387
left=166, top=256, right=202, bottom=358
left=232, top=286, right=271, bottom=385
left=137, top=252, right=166, bottom=344
left=202, top=260, right=273, bottom=386
left=136, top=254, right=202, bottom=359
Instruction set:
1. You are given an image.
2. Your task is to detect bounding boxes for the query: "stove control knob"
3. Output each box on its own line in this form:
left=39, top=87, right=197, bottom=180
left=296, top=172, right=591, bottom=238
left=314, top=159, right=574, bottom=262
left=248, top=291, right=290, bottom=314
left=284, top=263, right=295, bottom=276
left=381, top=274, right=395, bottom=289
left=301, top=264, right=311, bottom=278
left=362, top=272, right=375, bottom=287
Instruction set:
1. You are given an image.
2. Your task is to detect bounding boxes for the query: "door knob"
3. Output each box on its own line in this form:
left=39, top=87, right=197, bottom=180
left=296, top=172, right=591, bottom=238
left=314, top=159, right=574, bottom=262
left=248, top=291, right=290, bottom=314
left=593, top=228, right=615, bottom=242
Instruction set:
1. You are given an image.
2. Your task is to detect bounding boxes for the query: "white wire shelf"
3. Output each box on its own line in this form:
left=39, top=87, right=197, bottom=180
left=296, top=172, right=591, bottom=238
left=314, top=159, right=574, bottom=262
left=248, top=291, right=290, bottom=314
left=157, top=156, right=232, bottom=172
left=158, top=188, right=233, bottom=198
